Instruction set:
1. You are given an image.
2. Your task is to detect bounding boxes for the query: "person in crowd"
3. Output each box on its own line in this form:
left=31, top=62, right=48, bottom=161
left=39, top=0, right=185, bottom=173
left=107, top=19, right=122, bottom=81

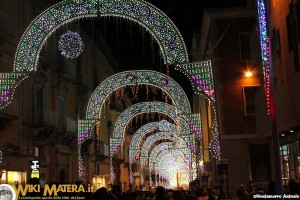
left=247, top=181, right=256, bottom=200
left=236, top=184, right=249, bottom=200
left=288, top=179, right=297, bottom=194
left=194, top=190, right=203, bottom=200
left=94, top=187, right=108, bottom=199
left=172, top=190, right=185, bottom=200
left=111, top=185, right=128, bottom=200
left=267, top=180, right=276, bottom=195
left=155, top=186, right=167, bottom=200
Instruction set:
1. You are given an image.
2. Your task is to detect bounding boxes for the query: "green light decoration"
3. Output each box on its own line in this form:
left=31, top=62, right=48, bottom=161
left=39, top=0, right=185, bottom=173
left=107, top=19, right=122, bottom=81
left=78, top=119, right=96, bottom=179
left=86, top=70, right=191, bottom=119
left=181, top=113, right=203, bottom=161
left=175, top=61, right=221, bottom=160
left=175, top=61, right=214, bottom=99
left=0, top=73, right=29, bottom=109
left=14, top=0, right=188, bottom=72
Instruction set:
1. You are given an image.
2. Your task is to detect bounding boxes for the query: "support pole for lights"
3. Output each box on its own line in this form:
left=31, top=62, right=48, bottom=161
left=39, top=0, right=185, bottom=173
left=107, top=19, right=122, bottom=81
left=257, top=0, right=282, bottom=194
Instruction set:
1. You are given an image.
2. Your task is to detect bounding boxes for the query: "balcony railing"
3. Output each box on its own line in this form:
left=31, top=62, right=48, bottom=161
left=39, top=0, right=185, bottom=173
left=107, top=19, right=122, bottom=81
left=33, top=108, right=58, bottom=127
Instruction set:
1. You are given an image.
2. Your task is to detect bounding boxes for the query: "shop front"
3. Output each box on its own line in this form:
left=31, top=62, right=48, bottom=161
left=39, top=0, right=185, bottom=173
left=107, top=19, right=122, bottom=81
left=280, top=140, right=300, bottom=192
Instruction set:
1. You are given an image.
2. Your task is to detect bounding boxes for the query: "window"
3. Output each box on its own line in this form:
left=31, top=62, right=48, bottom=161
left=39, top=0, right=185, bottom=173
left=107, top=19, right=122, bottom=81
left=243, top=86, right=259, bottom=115
left=250, top=144, right=271, bottom=182
left=239, top=33, right=251, bottom=60
left=271, top=29, right=284, bottom=87
left=33, top=84, right=46, bottom=123
left=286, top=3, right=300, bottom=72
left=58, top=96, right=66, bottom=131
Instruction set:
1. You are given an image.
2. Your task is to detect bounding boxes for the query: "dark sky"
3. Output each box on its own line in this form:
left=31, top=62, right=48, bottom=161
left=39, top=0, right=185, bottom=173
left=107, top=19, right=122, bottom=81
left=91, top=0, right=247, bottom=104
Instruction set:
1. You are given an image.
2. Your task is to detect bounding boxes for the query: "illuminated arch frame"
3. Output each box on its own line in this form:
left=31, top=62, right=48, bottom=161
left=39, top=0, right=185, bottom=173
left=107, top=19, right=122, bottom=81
left=139, top=132, right=191, bottom=168
left=154, top=151, right=190, bottom=185
left=148, top=147, right=190, bottom=186
left=139, top=137, right=190, bottom=185
left=14, top=0, right=188, bottom=73
left=111, top=101, right=195, bottom=156
left=128, top=121, right=191, bottom=184
left=86, top=70, right=191, bottom=119
left=109, top=101, right=196, bottom=182
left=129, top=121, right=186, bottom=164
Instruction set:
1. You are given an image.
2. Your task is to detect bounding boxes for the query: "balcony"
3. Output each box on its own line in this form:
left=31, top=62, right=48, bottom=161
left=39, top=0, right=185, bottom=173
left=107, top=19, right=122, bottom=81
left=66, top=117, right=77, bottom=134
left=33, top=108, right=58, bottom=128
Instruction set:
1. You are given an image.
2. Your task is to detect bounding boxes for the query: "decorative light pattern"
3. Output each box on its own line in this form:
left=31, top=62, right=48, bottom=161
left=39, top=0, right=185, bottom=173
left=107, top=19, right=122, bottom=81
left=87, top=70, right=191, bottom=119
left=112, top=102, right=195, bottom=151
left=152, top=149, right=192, bottom=182
left=175, top=61, right=214, bottom=98
left=129, top=121, right=185, bottom=165
left=209, top=138, right=220, bottom=160
left=175, top=61, right=221, bottom=160
left=154, top=152, right=191, bottom=183
left=78, top=119, right=96, bottom=179
left=139, top=132, right=191, bottom=168
left=181, top=113, right=202, bottom=140
left=257, top=0, right=271, bottom=115
left=158, top=120, right=171, bottom=132
left=0, top=73, right=28, bottom=109
left=109, top=102, right=196, bottom=183
left=58, top=31, right=84, bottom=58
left=0, top=150, right=3, bottom=164
left=14, top=0, right=188, bottom=72
left=148, top=142, right=189, bottom=172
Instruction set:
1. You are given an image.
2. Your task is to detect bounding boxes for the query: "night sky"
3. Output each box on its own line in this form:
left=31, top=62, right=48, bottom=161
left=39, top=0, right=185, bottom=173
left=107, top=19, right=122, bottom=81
left=89, top=0, right=247, bottom=104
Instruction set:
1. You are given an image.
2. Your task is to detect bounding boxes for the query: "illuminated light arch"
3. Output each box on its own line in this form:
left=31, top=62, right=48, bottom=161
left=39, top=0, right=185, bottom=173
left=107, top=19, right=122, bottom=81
left=86, top=70, right=191, bottom=119
left=129, top=121, right=184, bottom=164
left=139, top=133, right=193, bottom=183
left=14, top=0, right=188, bottom=72
left=110, top=101, right=196, bottom=182
left=154, top=150, right=191, bottom=184
left=111, top=102, right=195, bottom=156
left=148, top=142, right=186, bottom=172
left=139, top=132, right=191, bottom=168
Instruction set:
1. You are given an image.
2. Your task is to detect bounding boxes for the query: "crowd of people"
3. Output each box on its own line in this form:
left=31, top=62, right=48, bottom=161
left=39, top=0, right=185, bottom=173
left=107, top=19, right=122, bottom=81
left=236, top=180, right=300, bottom=200
left=91, top=185, right=222, bottom=200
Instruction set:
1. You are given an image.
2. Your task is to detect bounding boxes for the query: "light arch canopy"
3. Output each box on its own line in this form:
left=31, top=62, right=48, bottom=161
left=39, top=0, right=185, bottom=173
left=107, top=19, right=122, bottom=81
left=14, top=0, right=188, bottom=72
left=110, top=101, right=196, bottom=156
left=139, top=131, right=191, bottom=168
left=86, top=70, right=191, bottom=119
left=129, top=121, right=181, bottom=163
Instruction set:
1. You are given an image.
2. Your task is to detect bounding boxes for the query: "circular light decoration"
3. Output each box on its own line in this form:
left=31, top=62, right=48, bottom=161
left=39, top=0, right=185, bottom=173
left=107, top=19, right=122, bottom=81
left=58, top=31, right=84, bottom=58
left=158, top=120, right=172, bottom=132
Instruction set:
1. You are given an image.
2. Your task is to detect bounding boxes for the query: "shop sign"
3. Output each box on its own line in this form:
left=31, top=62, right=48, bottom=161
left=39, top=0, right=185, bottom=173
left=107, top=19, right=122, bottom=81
left=31, top=160, right=39, bottom=178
